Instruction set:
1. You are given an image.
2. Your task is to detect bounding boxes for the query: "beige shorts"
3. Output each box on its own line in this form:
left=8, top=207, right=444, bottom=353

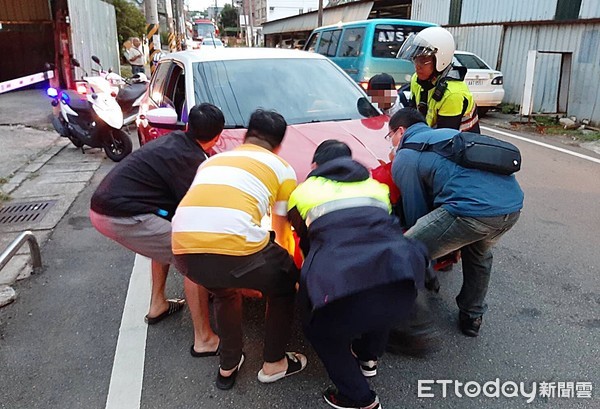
left=89, top=209, right=174, bottom=265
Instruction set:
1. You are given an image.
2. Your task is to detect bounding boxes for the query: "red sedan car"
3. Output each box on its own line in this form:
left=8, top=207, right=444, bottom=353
left=137, top=48, right=391, bottom=180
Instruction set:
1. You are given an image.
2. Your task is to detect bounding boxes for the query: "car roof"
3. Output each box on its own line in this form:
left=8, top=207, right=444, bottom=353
left=163, top=48, right=326, bottom=65
left=314, top=18, right=436, bottom=31
left=455, top=50, right=475, bottom=56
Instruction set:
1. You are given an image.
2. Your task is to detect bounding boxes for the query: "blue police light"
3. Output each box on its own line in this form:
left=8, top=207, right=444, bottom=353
left=60, top=92, right=70, bottom=104
left=47, top=87, right=58, bottom=98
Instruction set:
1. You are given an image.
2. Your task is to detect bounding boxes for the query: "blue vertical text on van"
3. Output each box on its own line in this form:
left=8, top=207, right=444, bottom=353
left=304, top=19, right=437, bottom=88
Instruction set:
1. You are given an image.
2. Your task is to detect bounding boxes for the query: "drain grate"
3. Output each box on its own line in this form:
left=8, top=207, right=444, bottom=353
left=0, top=200, right=57, bottom=225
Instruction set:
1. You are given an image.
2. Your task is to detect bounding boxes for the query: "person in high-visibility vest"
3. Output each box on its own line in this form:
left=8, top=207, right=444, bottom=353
left=287, top=140, right=428, bottom=409
left=397, top=27, right=480, bottom=133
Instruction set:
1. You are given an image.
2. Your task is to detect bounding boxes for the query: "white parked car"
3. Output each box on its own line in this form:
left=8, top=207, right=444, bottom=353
left=200, top=38, right=225, bottom=49
left=453, top=50, right=504, bottom=114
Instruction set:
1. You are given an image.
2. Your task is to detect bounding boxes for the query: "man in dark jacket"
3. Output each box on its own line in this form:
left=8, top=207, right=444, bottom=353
left=390, top=108, right=523, bottom=337
left=288, top=140, right=428, bottom=409
left=90, top=103, right=223, bottom=357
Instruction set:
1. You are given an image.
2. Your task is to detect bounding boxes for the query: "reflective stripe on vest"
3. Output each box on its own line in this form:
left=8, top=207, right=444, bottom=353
left=289, top=176, right=391, bottom=221
left=460, top=105, right=480, bottom=132
left=305, top=197, right=390, bottom=227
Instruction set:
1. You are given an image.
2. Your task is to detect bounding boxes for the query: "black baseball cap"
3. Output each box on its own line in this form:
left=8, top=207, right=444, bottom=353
left=367, top=73, right=396, bottom=90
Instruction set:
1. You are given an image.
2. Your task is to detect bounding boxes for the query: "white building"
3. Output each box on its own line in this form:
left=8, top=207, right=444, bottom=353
left=252, top=0, right=320, bottom=25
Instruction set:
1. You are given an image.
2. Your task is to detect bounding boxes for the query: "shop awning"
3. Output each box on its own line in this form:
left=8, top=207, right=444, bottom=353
left=262, top=1, right=374, bottom=35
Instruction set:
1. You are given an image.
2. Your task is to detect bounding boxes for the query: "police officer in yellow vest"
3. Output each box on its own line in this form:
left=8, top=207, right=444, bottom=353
left=287, top=140, right=428, bottom=409
left=397, top=27, right=480, bottom=133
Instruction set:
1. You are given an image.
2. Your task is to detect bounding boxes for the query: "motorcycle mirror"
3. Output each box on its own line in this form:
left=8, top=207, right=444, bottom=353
left=92, top=55, right=101, bottom=65
left=72, top=58, right=81, bottom=67
left=145, top=107, right=179, bottom=126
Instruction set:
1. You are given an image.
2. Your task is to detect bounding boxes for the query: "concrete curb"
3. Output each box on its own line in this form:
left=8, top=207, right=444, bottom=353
left=0, top=137, right=105, bottom=300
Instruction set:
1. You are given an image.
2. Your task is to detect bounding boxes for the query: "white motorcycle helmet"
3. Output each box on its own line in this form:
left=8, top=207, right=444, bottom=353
left=397, top=27, right=456, bottom=73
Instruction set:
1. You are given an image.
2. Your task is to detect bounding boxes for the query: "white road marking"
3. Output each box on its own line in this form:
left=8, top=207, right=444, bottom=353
left=481, top=125, right=600, bottom=165
left=105, top=254, right=151, bottom=409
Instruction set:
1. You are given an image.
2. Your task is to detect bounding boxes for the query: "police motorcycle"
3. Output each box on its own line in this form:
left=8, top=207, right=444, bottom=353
left=46, top=57, right=133, bottom=162
left=115, top=72, right=149, bottom=127
left=90, top=55, right=149, bottom=127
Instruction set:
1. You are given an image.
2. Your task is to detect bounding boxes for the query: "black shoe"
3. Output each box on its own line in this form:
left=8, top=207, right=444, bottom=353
left=216, top=353, right=245, bottom=390
left=459, top=313, right=482, bottom=337
left=323, top=387, right=381, bottom=409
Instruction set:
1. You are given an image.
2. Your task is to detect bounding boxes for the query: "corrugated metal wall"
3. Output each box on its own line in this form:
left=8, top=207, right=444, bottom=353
left=451, top=22, right=600, bottom=122
left=580, top=0, right=600, bottom=19
left=411, top=0, right=449, bottom=25
left=447, top=25, right=503, bottom=68
left=412, top=0, right=600, bottom=25
left=460, top=0, right=557, bottom=24
left=67, top=0, right=120, bottom=79
left=500, top=23, right=600, bottom=122
left=0, top=0, right=51, bottom=22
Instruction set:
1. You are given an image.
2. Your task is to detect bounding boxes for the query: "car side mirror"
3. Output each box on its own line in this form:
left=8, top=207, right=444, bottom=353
left=357, top=96, right=379, bottom=118
left=146, top=107, right=179, bottom=126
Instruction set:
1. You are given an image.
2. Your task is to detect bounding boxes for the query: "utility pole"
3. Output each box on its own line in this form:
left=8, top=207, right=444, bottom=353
left=165, top=0, right=177, bottom=52
left=145, top=0, right=161, bottom=73
left=172, top=0, right=184, bottom=50
left=318, top=0, right=323, bottom=27
left=247, top=0, right=255, bottom=47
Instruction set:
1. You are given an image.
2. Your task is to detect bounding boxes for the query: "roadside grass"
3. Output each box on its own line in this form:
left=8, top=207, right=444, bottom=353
left=498, top=103, right=600, bottom=142
left=532, top=115, right=600, bottom=141
left=0, top=191, right=11, bottom=204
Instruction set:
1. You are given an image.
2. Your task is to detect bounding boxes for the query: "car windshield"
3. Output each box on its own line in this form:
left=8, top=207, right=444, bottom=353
left=192, top=58, right=378, bottom=127
left=203, top=39, right=222, bottom=46
left=453, top=53, right=490, bottom=69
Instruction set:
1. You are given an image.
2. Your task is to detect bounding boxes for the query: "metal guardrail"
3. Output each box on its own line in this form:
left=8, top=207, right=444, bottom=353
left=0, top=231, right=43, bottom=275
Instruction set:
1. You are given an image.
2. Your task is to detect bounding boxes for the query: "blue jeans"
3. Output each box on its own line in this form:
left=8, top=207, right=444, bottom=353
left=405, top=207, right=520, bottom=318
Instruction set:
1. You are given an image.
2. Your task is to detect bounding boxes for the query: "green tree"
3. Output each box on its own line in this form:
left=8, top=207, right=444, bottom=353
left=110, top=0, right=146, bottom=45
left=219, top=4, right=239, bottom=36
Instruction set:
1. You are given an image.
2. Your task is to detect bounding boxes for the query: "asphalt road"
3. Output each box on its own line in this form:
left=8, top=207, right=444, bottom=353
left=0, top=124, right=598, bottom=409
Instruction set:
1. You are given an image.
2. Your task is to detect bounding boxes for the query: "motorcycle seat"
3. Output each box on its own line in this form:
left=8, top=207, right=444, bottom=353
left=117, top=83, right=148, bottom=106
left=63, top=90, right=91, bottom=112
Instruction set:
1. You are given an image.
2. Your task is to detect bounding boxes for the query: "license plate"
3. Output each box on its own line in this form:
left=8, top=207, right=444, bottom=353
left=467, top=80, right=484, bottom=86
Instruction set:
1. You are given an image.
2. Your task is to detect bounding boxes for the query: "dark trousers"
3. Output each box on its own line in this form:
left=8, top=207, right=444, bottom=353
left=174, top=242, right=299, bottom=370
left=131, top=65, right=145, bottom=75
left=303, top=282, right=416, bottom=404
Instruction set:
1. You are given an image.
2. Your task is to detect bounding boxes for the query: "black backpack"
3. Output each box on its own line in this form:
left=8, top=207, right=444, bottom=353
left=401, top=132, right=521, bottom=175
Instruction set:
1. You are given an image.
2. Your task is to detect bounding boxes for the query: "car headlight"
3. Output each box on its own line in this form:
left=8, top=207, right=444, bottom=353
left=491, top=76, right=503, bottom=85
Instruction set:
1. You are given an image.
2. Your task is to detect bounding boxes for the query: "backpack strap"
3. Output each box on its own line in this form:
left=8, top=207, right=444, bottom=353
left=401, top=139, right=457, bottom=164
left=401, top=141, right=433, bottom=152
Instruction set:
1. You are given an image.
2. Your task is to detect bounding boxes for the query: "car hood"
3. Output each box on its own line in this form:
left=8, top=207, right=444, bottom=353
left=213, top=116, right=391, bottom=181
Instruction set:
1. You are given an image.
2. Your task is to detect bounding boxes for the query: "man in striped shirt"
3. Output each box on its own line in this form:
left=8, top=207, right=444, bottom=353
left=172, top=110, right=307, bottom=390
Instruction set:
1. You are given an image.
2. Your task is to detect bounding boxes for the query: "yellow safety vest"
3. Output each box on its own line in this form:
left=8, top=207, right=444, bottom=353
left=288, top=176, right=391, bottom=223
left=410, top=73, right=479, bottom=131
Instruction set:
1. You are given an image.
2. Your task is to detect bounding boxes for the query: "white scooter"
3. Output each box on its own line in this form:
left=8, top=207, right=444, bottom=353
left=46, top=58, right=132, bottom=162
left=89, top=55, right=149, bottom=127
